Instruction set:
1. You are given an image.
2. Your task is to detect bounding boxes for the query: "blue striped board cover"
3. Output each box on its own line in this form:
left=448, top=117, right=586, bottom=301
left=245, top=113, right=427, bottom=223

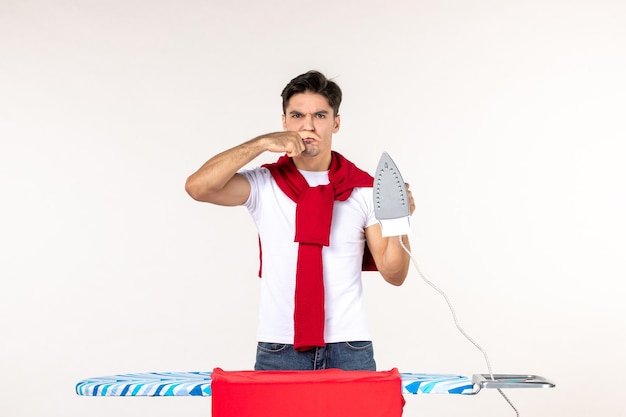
left=75, top=371, right=476, bottom=396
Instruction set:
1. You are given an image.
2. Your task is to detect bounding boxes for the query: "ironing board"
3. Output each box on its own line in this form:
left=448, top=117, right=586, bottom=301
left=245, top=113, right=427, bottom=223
left=75, top=370, right=554, bottom=397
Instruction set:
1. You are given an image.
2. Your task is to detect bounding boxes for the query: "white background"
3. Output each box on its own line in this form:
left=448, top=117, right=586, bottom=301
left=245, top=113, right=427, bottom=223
left=1, top=0, right=625, bottom=416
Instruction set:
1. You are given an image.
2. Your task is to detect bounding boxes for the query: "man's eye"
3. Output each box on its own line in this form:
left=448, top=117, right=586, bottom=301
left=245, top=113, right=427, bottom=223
left=291, top=113, right=302, bottom=118
left=315, top=113, right=326, bottom=119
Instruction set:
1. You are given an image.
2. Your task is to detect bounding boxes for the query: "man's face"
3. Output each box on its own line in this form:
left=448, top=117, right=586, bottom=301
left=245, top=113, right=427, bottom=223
left=282, top=91, right=340, bottom=159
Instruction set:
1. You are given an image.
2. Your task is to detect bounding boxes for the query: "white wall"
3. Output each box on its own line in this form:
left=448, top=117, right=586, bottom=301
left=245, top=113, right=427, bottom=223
left=1, top=0, right=624, bottom=416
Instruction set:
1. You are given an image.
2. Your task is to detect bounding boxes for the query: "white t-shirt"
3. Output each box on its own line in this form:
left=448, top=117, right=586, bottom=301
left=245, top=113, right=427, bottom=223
left=241, top=166, right=379, bottom=344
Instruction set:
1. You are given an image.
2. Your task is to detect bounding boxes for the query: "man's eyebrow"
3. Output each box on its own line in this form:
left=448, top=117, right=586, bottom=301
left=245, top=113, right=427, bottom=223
left=288, top=109, right=330, bottom=115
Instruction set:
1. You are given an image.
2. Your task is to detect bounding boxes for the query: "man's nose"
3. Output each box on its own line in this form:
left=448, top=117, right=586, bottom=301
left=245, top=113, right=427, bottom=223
left=302, top=114, right=314, bottom=130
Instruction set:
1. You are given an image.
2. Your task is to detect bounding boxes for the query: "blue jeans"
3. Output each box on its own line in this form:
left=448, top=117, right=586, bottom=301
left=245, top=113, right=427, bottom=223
left=254, top=341, right=376, bottom=371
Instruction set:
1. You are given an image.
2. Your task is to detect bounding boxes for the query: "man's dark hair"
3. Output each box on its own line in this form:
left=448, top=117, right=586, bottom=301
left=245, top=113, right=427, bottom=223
left=281, top=70, right=342, bottom=116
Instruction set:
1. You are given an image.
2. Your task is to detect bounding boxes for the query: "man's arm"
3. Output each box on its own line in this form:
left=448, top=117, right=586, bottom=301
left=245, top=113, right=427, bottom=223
left=364, top=183, right=415, bottom=286
left=185, top=131, right=306, bottom=206
left=365, top=225, right=412, bottom=286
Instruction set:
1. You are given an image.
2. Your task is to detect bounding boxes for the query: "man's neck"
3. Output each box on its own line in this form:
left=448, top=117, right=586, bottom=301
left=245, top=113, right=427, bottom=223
left=292, top=152, right=333, bottom=172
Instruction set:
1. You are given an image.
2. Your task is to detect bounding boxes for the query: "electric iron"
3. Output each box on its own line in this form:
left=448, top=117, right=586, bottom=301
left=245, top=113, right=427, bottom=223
left=374, top=151, right=412, bottom=237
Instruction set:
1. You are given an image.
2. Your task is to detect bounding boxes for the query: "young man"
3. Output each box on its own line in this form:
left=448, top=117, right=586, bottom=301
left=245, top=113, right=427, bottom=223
left=185, top=70, right=414, bottom=371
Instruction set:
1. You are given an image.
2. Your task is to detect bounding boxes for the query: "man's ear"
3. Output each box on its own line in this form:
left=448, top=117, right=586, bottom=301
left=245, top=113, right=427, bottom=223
left=333, top=114, right=341, bottom=133
left=282, top=114, right=287, bottom=130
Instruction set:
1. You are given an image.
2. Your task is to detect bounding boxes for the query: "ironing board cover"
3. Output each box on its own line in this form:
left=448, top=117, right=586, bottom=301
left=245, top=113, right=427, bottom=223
left=75, top=371, right=475, bottom=396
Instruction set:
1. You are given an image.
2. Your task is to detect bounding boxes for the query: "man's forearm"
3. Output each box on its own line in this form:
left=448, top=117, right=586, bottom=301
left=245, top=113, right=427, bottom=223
left=379, top=235, right=411, bottom=286
left=185, top=131, right=306, bottom=203
left=185, top=137, right=267, bottom=201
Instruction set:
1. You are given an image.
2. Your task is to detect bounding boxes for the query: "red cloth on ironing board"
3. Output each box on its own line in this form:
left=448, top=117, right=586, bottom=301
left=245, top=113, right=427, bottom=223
left=262, top=151, right=375, bottom=350
left=211, top=367, right=405, bottom=417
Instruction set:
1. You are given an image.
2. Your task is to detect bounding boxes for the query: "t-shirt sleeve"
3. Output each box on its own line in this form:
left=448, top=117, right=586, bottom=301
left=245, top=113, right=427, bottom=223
left=355, top=187, right=379, bottom=229
left=240, top=167, right=270, bottom=213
